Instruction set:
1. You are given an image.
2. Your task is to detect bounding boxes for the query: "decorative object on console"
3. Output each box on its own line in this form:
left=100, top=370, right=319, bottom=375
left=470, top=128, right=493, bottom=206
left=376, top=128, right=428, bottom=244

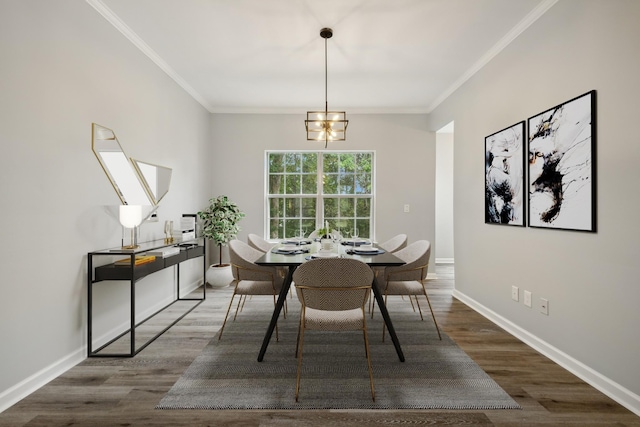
left=180, top=214, right=197, bottom=241
left=164, top=220, right=174, bottom=244
left=304, top=28, right=348, bottom=149
left=198, top=195, right=245, bottom=287
left=527, top=90, right=596, bottom=232
left=485, top=121, right=526, bottom=226
left=119, top=205, right=143, bottom=249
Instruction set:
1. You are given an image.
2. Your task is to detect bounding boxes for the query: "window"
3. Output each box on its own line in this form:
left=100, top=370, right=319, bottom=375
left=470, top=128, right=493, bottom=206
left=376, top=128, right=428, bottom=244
left=267, top=151, right=374, bottom=239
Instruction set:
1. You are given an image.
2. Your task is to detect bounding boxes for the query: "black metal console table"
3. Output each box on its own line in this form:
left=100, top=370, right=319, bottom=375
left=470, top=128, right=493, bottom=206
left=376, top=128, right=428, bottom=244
left=87, top=238, right=206, bottom=357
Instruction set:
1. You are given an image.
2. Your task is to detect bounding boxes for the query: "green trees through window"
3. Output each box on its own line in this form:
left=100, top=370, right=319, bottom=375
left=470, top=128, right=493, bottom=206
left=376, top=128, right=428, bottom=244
left=267, top=151, right=374, bottom=239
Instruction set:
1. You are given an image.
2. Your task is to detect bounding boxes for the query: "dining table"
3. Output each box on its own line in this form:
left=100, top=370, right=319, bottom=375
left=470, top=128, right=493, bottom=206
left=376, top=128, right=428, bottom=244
left=254, top=239, right=406, bottom=362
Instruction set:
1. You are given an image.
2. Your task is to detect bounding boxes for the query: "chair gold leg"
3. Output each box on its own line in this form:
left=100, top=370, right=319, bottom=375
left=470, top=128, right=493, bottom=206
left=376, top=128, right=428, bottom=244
left=233, top=295, right=244, bottom=320
left=414, top=295, right=425, bottom=320
left=295, top=312, right=303, bottom=357
left=295, top=325, right=306, bottom=402
left=218, top=293, right=236, bottom=341
left=422, top=291, right=442, bottom=340
left=362, top=317, right=375, bottom=402
left=408, top=294, right=417, bottom=312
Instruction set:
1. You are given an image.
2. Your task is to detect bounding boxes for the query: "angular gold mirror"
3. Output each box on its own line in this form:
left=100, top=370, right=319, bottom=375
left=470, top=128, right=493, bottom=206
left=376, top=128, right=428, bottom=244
left=92, top=123, right=171, bottom=214
left=132, top=159, right=172, bottom=205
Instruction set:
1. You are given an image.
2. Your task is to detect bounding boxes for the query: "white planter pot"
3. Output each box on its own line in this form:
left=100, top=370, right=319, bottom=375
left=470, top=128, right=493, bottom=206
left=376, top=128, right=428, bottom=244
left=205, top=264, right=234, bottom=288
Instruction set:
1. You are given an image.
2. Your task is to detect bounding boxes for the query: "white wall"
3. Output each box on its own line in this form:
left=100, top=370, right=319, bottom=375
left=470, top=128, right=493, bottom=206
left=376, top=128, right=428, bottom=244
left=209, top=113, right=435, bottom=261
left=429, top=0, right=640, bottom=411
left=0, top=0, right=211, bottom=409
left=435, top=131, right=454, bottom=262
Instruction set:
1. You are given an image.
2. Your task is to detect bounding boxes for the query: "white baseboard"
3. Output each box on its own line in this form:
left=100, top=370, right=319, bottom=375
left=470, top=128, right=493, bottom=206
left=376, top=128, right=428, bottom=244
left=0, top=278, right=203, bottom=414
left=0, top=348, right=84, bottom=413
left=452, top=289, right=640, bottom=417
left=435, top=257, right=454, bottom=264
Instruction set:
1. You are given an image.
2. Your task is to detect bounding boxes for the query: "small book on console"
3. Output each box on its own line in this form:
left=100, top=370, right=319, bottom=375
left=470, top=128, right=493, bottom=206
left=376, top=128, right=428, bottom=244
left=114, top=255, right=156, bottom=266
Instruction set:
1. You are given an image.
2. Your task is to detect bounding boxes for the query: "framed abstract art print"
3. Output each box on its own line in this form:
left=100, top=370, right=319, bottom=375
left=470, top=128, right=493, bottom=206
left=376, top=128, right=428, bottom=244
left=485, top=121, right=526, bottom=226
left=527, top=90, right=596, bottom=232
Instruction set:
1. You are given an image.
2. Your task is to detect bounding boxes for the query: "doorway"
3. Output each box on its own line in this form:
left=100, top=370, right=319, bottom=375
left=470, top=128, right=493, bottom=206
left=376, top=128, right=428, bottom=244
left=435, top=121, right=454, bottom=264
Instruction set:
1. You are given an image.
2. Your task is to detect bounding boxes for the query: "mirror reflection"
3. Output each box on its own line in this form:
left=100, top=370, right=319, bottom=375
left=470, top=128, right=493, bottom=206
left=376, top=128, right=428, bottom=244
left=92, top=123, right=153, bottom=206
left=132, top=159, right=172, bottom=205
left=92, top=123, right=173, bottom=219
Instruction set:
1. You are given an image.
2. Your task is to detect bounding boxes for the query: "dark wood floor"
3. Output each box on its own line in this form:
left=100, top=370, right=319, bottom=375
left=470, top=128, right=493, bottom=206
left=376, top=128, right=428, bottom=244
left=1, top=265, right=638, bottom=426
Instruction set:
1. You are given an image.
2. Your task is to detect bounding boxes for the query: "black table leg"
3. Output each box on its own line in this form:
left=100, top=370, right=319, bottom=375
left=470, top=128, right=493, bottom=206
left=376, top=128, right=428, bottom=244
left=372, top=276, right=405, bottom=362
left=258, top=265, right=296, bottom=362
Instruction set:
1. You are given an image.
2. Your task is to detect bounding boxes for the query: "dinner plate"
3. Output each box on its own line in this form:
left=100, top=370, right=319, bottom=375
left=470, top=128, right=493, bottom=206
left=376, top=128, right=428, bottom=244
left=342, top=239, right=369, bottom=246
left=311, top=251, right=339, bottom=258
left=353, top=249, right=384, bottom=255
left=282, top=239, right=311, bottom=245
left=355, top=246, right=379, bottom=253
left=280, top=245, right=299, bottom=251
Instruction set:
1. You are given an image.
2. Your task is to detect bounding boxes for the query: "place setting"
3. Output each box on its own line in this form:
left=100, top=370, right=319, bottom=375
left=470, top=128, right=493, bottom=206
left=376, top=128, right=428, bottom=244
left=272, top=243, right=310, bottom=255
left=341, top=229, right=371, bottom=248
left=281, top=238, right=313, bottom=246
left=345, top=244, right=385, bottom=256
left=305, top=249, right=339, bottom=260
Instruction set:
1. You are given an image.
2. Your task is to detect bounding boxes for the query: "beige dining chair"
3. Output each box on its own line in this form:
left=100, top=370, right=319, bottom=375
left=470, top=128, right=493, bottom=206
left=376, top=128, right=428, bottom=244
left=376, top=240, right=441, bottom=341
left=221, top=239, right=286, bottom=341
left=293, top=258, right=375, bottom=402
left=247, top=233, right=291, bottom=296
left=378, top=234, right=408, bottom=253
left=369, top=233, right=408, bottom=312
left=247, top=233, right=276, bottom=252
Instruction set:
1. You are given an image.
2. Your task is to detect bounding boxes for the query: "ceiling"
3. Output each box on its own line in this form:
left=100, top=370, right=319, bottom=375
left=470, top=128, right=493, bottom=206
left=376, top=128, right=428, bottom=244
left=91, top=0, right=555, bottom=114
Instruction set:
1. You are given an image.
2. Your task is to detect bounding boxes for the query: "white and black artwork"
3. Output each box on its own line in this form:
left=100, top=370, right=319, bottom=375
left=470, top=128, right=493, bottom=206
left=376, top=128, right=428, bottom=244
left=528, top=90, right=596, bottom=232
left=485, top=121, right=525, bottom=226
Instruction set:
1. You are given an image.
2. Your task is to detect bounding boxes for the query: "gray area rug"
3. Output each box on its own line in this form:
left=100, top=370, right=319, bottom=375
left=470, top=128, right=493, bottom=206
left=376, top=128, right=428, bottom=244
left=157, top=296, right=521, bottom=410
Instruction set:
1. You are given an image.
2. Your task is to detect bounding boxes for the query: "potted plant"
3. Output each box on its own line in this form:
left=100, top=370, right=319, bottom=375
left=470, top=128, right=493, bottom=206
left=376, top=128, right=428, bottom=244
left=198, top=195, right=245, bottom=287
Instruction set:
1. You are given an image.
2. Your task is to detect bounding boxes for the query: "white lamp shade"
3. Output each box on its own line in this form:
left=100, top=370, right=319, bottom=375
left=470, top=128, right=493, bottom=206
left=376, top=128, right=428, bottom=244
left=119, top=205, right=143, bottom=228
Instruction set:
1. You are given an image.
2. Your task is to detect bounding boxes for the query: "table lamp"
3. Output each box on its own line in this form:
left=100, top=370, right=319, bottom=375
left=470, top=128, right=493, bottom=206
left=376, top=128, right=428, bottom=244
left=119, top=205, right=143, bottom=249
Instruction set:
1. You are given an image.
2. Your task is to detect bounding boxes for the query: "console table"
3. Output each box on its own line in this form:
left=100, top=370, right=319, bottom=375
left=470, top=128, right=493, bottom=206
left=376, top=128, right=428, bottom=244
left=87, top=238, right=206, bottom=357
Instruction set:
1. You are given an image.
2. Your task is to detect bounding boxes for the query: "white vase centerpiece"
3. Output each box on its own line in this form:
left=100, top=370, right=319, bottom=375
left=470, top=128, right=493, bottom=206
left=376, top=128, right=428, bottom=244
left=198, top=195, right=245, bottom=288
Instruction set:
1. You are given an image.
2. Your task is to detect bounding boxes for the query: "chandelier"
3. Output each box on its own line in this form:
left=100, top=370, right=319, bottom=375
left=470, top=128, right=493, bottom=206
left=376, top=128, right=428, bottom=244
left=305, top=28, right=348, bottom=148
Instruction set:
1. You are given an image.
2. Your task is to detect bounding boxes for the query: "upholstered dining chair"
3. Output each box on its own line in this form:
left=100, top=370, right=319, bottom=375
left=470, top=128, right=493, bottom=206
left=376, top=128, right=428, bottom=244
left=222, top=239, right=286, bottom=341
left=247, top=233, right=276, bottom=253
left=293, top=258, right=375, bottom=402
left=378, top=234, right=408, bottom=253
left=375, top=240, right=442, bottom=341
left=369, top=233, right=408, bottom=312
left=247, top=233, right=291, bottom=296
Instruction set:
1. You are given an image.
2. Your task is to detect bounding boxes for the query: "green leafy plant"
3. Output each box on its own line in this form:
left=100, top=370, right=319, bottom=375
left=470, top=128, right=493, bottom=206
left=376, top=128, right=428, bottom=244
left=197, top=195, right=245, bottom=266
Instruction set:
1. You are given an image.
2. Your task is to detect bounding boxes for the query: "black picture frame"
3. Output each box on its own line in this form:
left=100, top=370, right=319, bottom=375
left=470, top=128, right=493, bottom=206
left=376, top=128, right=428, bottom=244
left=527, top=90, right=597, bottom=232
left=485, top=121, right=526, bottom=226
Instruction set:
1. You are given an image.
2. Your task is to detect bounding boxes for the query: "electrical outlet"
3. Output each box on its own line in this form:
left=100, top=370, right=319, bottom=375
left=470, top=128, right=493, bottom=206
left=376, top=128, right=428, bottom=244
left=540, top=298, right=549, bottom=315
left=403, top=204, right=410, bottom=213
left=511, top=285, right=519, bottom=302
left=524, top=290, right=532, bottom=308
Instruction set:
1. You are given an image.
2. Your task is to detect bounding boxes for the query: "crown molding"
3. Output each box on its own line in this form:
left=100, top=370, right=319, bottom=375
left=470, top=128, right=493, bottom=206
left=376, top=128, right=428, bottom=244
left=86, top=0, right=216, bottom=113
left=426, top=0, right=559, bottom=113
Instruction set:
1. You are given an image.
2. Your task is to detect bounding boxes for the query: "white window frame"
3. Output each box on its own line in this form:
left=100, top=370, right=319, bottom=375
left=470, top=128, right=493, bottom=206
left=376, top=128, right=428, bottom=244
left=265, top=150, right=376, bottom=240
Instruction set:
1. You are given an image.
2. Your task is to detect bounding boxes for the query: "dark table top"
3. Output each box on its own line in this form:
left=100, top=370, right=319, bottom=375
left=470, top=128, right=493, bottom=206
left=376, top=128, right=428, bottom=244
left=255, top=244, right=405, bottom=267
